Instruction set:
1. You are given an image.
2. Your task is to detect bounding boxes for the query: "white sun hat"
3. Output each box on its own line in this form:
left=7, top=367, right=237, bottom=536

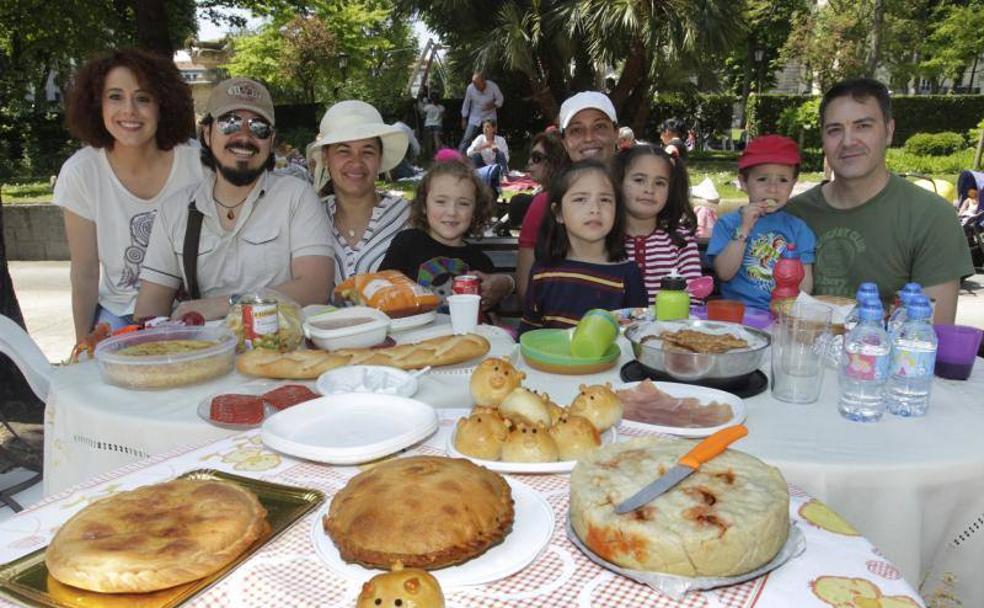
left=308, top=100, right=409, bottom=192
left=558, top=91, right=617, bottom=131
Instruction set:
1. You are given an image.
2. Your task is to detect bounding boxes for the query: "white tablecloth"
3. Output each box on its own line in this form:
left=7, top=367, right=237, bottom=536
left=12, top=419, right=924, bottom=607
left=42, top=326, right=984, bottom=606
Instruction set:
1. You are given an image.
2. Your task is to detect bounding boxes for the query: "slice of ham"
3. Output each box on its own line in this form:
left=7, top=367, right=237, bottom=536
left=616, top=380, right=734, bottom=428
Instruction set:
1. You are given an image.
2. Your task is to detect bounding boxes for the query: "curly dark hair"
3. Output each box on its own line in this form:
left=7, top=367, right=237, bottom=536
left=65, top=47, right=195, bottom=150
left=536, top=159, right=627, bottom=265
left=410, top=160, right=494, bottom=239
left=529, top=130, right=569, bottom=187
left=614, top=144, right=696, bottom=249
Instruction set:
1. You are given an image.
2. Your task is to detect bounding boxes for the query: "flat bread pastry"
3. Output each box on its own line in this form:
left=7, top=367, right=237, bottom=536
left=570, top=436, right=789, bottom=577
left=324, top=456, right=514, bottom=569
left=46, top=479, right=268, bottom=593
left=238, top=333, right=490, bottom=379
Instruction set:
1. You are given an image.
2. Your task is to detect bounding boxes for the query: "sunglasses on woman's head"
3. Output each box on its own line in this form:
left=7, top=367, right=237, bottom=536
left=529, top=151, right=546, bottom=164
left=215, top=113, right=273, bottom=140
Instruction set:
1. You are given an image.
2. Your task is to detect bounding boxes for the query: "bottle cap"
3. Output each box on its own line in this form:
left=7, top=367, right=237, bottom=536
left=901, top=282, right=922, bottom=295
left=856, top=282, right=879, bottom=299
left=907, top=302, right=932, bottom=320
left=660, top=274, right=688, bottom=291
left=858, top=301, right=884, bottom=322
left=780, top=243, right=799, bottom=259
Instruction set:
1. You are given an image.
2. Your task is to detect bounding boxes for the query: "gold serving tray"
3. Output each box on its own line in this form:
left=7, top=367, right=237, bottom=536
left=0, top=469, right=325, bottom=608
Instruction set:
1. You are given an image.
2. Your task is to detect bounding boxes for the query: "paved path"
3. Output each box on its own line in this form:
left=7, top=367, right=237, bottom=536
left=7, top=261, right=984, bottom=363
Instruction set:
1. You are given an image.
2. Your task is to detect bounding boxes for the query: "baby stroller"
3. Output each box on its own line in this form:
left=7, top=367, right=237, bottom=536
left=956, top=170, right=984, bottom=270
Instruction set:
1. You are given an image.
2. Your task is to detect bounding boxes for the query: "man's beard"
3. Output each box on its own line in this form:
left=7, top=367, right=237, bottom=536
left=216, top=156, right=268, bottom=187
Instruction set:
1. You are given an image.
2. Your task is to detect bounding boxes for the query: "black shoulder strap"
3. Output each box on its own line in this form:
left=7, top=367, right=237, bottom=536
left=182, top=200, right=204, bottom=300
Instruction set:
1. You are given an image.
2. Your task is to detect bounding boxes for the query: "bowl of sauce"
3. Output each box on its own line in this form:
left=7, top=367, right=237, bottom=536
left=304, top=307, right=390, bottom=351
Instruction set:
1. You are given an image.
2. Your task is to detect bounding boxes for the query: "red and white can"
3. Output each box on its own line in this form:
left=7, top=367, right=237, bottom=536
left=241, top=297, right=279, bottom=349
left=453, top=274, right=481, bottom=295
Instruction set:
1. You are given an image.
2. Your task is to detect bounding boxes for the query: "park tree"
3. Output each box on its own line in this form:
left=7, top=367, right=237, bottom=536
left=781, top=0, right=871, bottom=93
left=397, top=0, right=743, bottom=133
left=919, top=2, right=984, bottom=92
left=222, top=0, right=416, bottom=117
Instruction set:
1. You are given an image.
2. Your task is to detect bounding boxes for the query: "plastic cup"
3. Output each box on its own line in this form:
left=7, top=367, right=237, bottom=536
left=706, top=299, right=746, bottom=324
left=771, top=302, right=832, bottom=404
left=448, top=294, right=481, bottom=335
left=571, top=309, right=619, bottom=358
left=933, top=324, right=982, bottom=380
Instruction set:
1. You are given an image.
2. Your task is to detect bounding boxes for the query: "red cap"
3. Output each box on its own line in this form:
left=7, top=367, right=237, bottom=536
left=738, top=134, right=801, bottom=170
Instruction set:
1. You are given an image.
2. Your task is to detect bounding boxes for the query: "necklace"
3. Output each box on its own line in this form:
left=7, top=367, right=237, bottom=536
left=214, top=198, right=247, bottom=220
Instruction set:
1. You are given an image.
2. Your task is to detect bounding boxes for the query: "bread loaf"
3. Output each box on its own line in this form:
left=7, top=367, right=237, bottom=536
left=237, top=333, right=490, bottom=379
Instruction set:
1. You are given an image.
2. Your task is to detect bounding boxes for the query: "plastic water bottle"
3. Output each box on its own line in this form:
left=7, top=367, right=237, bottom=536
left=887, top=283, right=922, bottom=338
left=839, top=300, right=891, bottom=422
left=886, top=296, right=937, bottom=417
left=844, top=282, right=881, bottom=332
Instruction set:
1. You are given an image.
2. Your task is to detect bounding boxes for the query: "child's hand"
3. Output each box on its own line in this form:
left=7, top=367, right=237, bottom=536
left=740, top=201, right=769, bottom=232
left=474, top=271, right=512, bottom=311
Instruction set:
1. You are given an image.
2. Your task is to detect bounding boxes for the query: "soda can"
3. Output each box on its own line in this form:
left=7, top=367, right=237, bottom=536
left=241, top=297, right=280, bottom=349
left=453, top=274, right=481, bottom=295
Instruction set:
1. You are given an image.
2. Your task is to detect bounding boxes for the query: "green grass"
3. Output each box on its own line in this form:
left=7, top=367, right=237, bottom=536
left=1, top=181, right=53, bottom=204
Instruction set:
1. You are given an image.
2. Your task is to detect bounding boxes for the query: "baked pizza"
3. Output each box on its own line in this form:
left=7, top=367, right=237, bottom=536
left=570, top=436, right=789, bottom=577
left=324, top=456, right=514, bottom=569
left=46, top=479, right=268, bottom=593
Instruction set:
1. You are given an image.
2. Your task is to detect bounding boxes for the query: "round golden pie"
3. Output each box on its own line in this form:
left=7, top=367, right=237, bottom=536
left=324, top=456, right=514, bottom=569
left=570, top=436, right=789, bottom=577
left=46, top=479, right=268, bottom=593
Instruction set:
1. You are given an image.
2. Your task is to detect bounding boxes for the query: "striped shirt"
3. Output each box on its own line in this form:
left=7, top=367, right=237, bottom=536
left=324, top=193, right=410, bottom=292
left=520, top=259, right=648, bottom=334
left=624, top=228, right=703, bottom=304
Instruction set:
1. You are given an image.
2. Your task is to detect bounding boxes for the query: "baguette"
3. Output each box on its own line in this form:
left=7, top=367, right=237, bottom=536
left=237, top=333, right=491, bottom=379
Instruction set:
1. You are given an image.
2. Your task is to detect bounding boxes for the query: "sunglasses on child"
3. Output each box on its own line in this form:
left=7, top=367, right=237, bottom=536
left=215, top=113, right=273, bottom=140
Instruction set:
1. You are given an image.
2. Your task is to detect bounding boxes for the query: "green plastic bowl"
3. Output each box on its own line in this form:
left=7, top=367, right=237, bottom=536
left=520, top=328, right=621, bottom=375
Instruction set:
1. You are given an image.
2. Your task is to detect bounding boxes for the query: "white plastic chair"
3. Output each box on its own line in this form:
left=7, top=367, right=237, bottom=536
left=0, top=314, right=50, bottom=511
left=0, top=314, right=52, bottom=402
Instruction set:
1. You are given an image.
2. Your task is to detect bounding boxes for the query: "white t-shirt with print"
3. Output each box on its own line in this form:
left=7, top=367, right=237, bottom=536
left=53, top=143, right=203, bottom=316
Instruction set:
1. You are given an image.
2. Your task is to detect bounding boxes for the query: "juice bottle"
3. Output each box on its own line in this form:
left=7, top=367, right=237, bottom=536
left=770, top=244, right=804, bottom=317
left=655, top=271, right=690, bottom=321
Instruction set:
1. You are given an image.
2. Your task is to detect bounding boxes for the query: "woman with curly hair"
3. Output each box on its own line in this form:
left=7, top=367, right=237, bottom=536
left=55, top=48, right=201, bottom=339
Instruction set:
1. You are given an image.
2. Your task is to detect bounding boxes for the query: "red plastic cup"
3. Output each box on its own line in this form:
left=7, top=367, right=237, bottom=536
left=933, top=324, right=983, bottom=380
left=706, top=299, right=746, bottom=324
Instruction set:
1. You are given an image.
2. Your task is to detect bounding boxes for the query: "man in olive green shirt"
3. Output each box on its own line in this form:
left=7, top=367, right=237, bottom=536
left=787, top=78, right=973, bottom=324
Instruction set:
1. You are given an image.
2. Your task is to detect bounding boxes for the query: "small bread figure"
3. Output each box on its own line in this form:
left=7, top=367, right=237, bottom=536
left=454, top=410, right=509, bottom=460
left=498, top=387, right=552, bottom=427
left=357, top=562, right=445, bottom=608
left=501, top=422, right=559, bottom=462
left=549, top=414, right=601, bottom=461
left=470, top=357, right=525, bottom=406
left=568, top=383, right=623, bottom=432
left=536, top=391, right=565, bottom=426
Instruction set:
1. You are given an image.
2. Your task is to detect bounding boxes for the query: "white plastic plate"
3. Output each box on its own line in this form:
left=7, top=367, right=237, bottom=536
left=388, top=309, right=437, bottom=332
left=311, top=476, right=553, bottom=588
left=446, top=425, right=617, bottom=474
left=260, top=393, right=438, bottom=464
left=615, top=381, right=746, bottom=438
left=197, top=380, right=319, bottom=430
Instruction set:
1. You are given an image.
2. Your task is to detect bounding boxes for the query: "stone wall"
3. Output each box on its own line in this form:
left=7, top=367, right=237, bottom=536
left=2, top=205, right=68, bottom=261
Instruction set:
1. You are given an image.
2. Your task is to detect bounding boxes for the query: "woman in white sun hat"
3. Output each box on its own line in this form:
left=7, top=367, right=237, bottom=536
left=309, top=100, right=410, bottom=289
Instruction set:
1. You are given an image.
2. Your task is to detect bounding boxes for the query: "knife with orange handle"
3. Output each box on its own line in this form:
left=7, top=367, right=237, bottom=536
left=615, top=424, right=749, bottom=514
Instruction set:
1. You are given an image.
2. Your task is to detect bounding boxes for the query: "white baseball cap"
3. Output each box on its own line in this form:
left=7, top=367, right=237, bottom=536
left=559, top=91, right=617, bottom=131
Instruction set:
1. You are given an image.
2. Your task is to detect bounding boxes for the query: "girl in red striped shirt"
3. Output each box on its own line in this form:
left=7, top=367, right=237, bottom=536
left=615, top=144, right=703, bottom=304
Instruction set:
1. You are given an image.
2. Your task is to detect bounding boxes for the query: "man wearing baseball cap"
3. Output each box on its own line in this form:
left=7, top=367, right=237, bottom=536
left=705, top=134, right=816, bottom=310
left=515, top=90, right=620, bottom=299
left=135, top=78, right=333, bottom=321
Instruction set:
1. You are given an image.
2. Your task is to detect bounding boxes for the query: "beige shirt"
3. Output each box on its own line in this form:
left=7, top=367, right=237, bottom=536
left=141, top=171, right=331, bottom=299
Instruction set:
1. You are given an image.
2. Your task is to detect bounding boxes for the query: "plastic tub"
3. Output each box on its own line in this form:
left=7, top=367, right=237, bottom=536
left=94, top=326, right=237, bottom=389
left=304, top=307, right=390, bottom=350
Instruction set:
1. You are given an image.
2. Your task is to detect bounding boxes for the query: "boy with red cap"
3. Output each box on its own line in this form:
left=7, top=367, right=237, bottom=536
left=705, top=134, right=816, bottom=310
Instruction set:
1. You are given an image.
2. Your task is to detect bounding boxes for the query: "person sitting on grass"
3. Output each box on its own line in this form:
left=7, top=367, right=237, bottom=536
left=466, top=119, right=509, bottom=175
left=706, top=134, right=816, bottom=311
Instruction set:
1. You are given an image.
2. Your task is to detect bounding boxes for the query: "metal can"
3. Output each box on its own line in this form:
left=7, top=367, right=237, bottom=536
left=453, top=274, right=481, bottom=295
left=241, top=297, right=280, bottom=350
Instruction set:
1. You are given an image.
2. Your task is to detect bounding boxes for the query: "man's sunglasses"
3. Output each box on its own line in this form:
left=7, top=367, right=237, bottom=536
left=529, top=151, right=546, bottom=164
left=215, top=113, right=273, bottom=140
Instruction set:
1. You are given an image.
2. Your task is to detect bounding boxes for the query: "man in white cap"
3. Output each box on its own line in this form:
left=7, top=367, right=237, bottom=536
left=515, top=91, right=619, bottom=300
left=135, top=78, right=333, bottom=321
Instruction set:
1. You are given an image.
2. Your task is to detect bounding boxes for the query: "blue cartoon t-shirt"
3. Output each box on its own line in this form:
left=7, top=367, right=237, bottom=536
left=705, top=210, right=816, bottom=310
